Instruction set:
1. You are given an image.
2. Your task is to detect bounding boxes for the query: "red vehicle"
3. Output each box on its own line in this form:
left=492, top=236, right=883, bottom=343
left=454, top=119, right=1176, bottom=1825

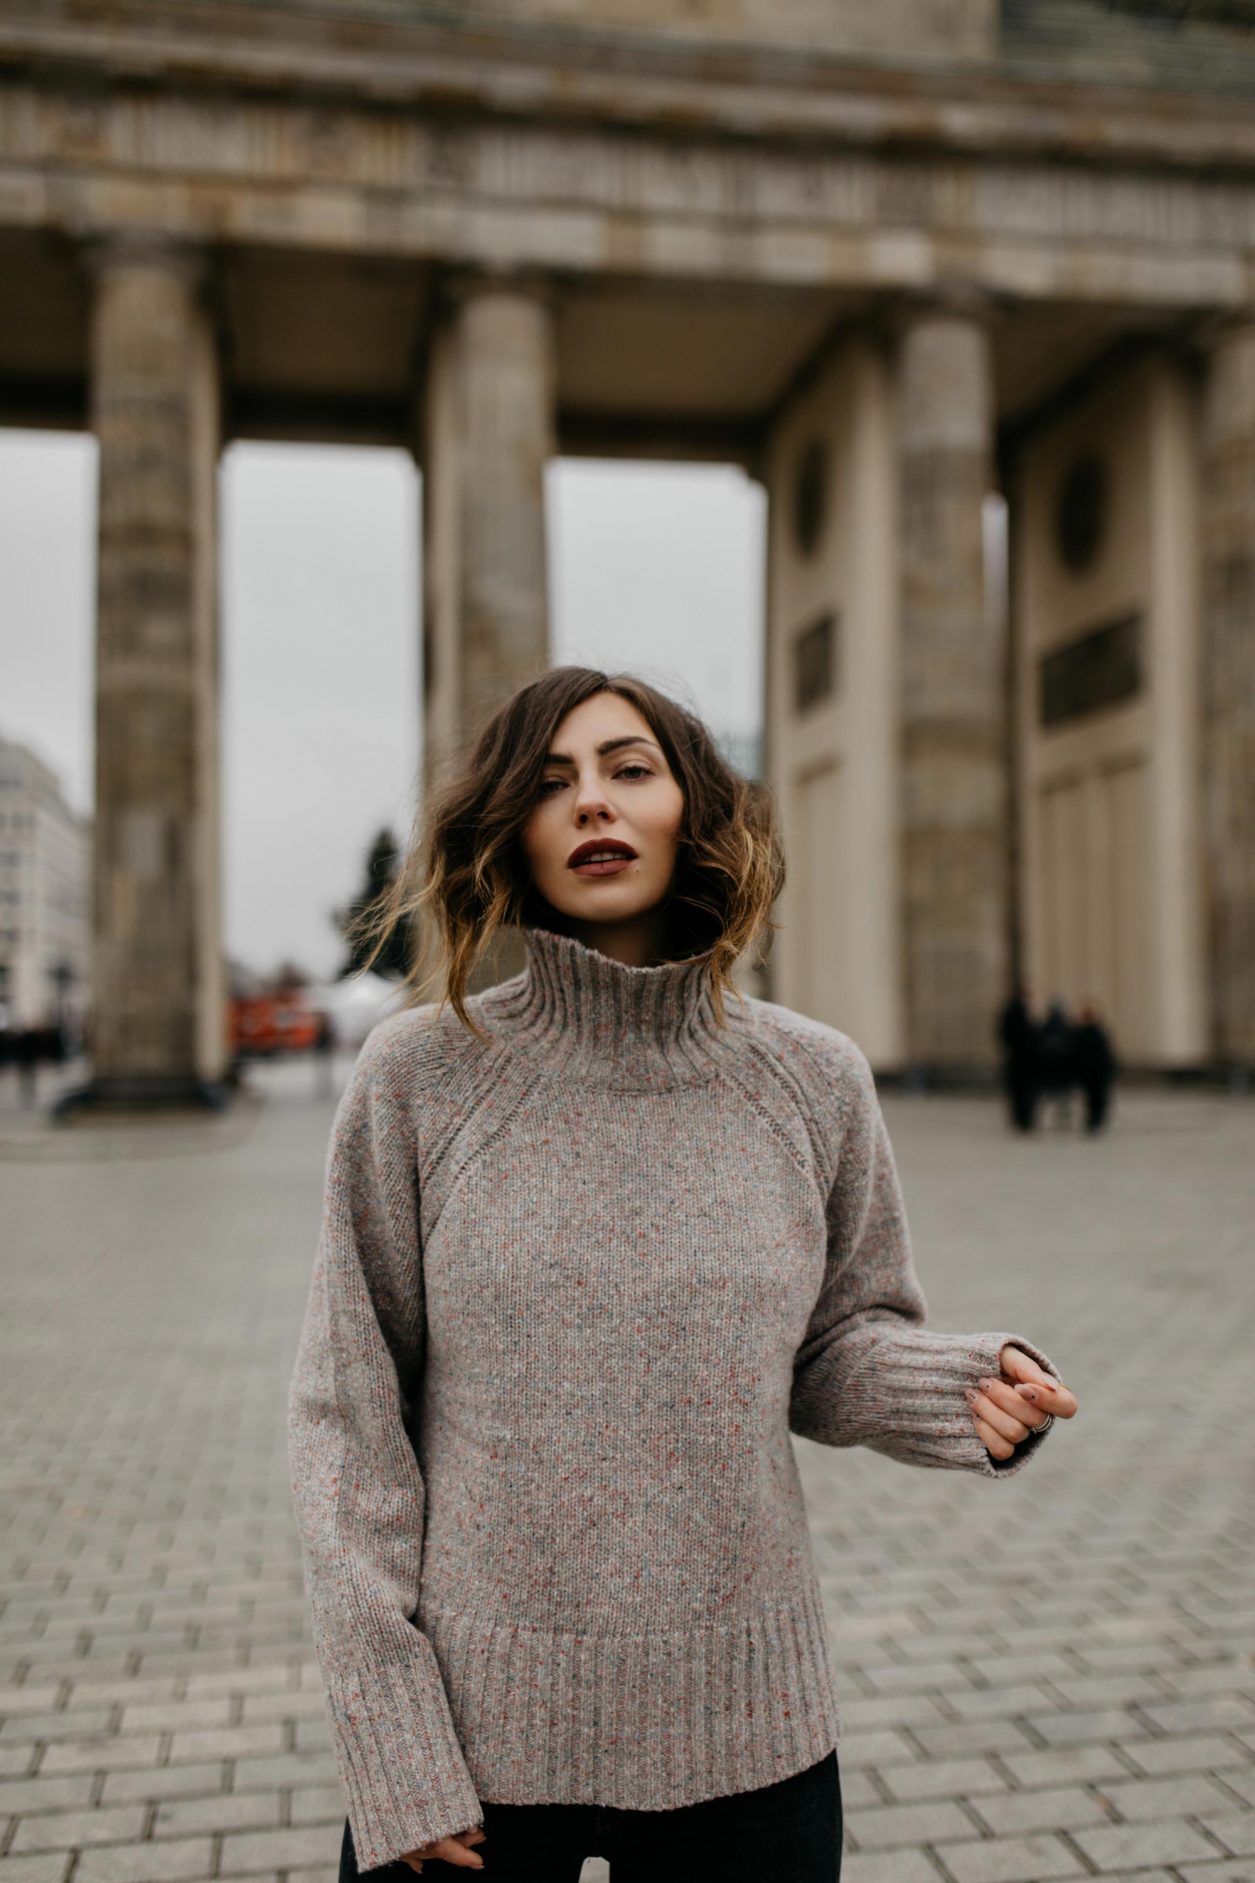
left=229, top=990, right=323, bottom=1059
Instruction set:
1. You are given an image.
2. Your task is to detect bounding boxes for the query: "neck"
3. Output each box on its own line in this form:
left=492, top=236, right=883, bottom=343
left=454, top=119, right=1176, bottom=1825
left=478, top=923, right=746, bottom=1091
left=559, top=908, right=672, bottom=970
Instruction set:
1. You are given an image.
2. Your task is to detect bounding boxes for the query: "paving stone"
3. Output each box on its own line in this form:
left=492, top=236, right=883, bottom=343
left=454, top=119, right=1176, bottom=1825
left=911, top=1720, right=1039, bottom=1759
left=39, top=1736, right=164, bottom=1774
left=151, top=1788, right=283, bottom=1836
left=929, top=1830, right=1085, bottom=1882
left=8, top=1805, right=147, bottom=1853
left=844, top=1798, right=974, bottom=1849
left=73, top=1838, right=215, bottom=1883
left=167, top=1723, right=287, bottom=1762
left=289, top=1783, right=354, bottom=1825
left=966, top=1783, right=1110, bottom=1835
left=839, top=1694, right=952, bottom=1731
left=881, top=1758, right=1007, bottom=1803
left=1178, top=1863, right=1255, bottom=1883
left=220, top=1825, right=346, bottom=1873
left=1098, top=1773, right=1241, bottom=1820
left=835, top=1730, right=918, bottom=1771
left=1069, top=1818, right=1222, bottom=1869
left=1000, top=1745, right=1132, bottom=1788
left=841, top=1853, right=941, bottom=1883
left=0, top=1858, right=72, bottom=1883
left=947, top=1684, right=1061, bottom=1721
left=0, top=1779, right=95, bottom=1814
left=118, top=1699, right=234, bottom=1733
left=99, top=1761, right=227, bottom=1803
left=0, top=1712, right=114, bottom=1745
left=1198, top=1811, right=1255, bottom=1857
left=1117, top=1736, right=1254, bottom=1777
left=1026, top=1708, right=1152, bottom=1747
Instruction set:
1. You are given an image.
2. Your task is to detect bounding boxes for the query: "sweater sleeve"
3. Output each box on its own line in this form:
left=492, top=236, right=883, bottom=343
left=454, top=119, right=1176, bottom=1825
left=285, top=1026, right=484, bottom=1871
left=787, top=1039, right=1061, bottom=1479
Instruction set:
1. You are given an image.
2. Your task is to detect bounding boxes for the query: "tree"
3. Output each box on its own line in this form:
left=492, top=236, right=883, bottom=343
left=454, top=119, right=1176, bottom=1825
left=334, top=827, right=411, bottom=980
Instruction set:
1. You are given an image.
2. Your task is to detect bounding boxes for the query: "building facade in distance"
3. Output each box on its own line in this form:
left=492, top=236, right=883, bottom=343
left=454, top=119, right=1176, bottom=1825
left=0, top=736, right=91, bottom=1034
left=0, top=0, right=1252, bottom=1097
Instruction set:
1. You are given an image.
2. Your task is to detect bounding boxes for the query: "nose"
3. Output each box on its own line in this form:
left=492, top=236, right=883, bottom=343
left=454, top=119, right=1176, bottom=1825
left=572, top=771, right=614, bottom=824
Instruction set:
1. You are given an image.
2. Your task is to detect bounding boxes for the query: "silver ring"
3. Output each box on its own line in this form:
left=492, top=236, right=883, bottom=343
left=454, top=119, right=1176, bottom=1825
left=1033, top=1412, right=1054, bottom=1436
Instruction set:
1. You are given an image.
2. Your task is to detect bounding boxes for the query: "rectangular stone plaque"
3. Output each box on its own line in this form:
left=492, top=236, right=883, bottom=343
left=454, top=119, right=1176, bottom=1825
left=1039, top=611, right=1142, bottom=728
left=793, top=609, right=839, bottom=714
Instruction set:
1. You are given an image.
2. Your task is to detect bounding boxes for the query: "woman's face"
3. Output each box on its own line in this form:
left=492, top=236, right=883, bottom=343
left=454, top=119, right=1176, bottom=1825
left=519, top=692, right=685, bottom=932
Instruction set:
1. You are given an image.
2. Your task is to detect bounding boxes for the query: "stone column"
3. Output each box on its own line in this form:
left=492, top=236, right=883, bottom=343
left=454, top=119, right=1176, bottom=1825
left=1200, top=318, right=1255, bottom=1070
left=896, top=302, right=1005, bottom=1074
left=421, top=273, right=557, bottom=796
left=72, top=236, right=226, bottom=1111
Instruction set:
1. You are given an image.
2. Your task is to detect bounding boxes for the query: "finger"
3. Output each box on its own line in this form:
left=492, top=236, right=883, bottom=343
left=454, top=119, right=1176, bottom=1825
left=997, top=1344, right=1059, bottom=1388
left=430, top=1842, right=484, bottom=1870
left=965, top=1384, right=1033, bottom=1444
left=972, top=1414, right=1015, bottom=1461
left=977, top=1376, right=1054, bottom=1434
left=1013, top=1378, right=1078, bottom=1419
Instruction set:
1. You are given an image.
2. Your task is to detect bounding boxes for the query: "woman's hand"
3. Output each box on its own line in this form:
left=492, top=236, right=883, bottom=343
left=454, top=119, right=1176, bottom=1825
left=965, top=1344, right=1078, bottom=1463
left=401, top=1826, right=487, bottom=1872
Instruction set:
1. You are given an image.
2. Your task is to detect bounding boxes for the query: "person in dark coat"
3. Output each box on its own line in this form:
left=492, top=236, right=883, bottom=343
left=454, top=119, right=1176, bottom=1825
left=313, top=1008, right=337, bottom=1100
left=996, top=983, right=1039, bottom=1132
left=1035, top=998, right=1077, bottom=1127
left=1073, top=1000, right=1117, bottom=1133
left=14, top=1026, right=41, bottom=1107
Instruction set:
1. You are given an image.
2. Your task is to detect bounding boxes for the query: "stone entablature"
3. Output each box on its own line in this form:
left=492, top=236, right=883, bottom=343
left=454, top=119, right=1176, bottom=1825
left=3, top=5, right=1254, bottom=165
left=453, top=0, right=996, bottom=62
left=1, top=80, right=1254, bottom=311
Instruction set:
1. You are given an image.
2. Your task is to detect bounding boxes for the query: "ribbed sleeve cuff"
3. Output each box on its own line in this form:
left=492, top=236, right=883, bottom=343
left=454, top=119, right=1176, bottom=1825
left=327, top=1641, right=484, bottom=1873
left=839, top=1325, right=1062, bottom=1481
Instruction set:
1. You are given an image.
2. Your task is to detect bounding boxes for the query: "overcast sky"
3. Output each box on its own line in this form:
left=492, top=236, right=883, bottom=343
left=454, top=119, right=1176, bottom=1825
left=1, top=432, right=765, bottom=980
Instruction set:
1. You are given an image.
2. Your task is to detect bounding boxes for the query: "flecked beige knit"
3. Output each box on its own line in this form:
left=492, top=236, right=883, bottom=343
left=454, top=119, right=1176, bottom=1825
left=286, top=923, right=1060, bottom=1871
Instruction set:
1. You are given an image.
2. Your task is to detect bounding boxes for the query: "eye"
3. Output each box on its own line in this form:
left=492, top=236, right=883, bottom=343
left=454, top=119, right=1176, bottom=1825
left=537, top=763, right=653, bottom=796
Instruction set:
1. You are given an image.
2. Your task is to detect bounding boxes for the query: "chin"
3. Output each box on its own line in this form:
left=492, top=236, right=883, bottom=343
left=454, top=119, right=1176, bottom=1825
left=546, top=880, right=663, bottom=925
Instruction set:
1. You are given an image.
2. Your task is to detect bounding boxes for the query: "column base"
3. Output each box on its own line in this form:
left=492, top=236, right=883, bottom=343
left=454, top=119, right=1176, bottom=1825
left=51, top=1075, right=234, bottom=1122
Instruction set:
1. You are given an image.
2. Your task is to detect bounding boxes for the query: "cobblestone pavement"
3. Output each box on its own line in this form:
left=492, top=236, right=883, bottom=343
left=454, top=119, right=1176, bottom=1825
left=1, top=1057, right=1253, bottom=1883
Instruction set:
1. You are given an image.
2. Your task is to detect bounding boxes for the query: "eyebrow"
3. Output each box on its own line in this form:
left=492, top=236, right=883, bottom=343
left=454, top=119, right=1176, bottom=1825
left=542, top=736, right=664, bottom=766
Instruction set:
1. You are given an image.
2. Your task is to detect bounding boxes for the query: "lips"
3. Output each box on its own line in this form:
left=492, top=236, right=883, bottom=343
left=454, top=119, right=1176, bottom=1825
left=567, top=840, right=637, bottom=875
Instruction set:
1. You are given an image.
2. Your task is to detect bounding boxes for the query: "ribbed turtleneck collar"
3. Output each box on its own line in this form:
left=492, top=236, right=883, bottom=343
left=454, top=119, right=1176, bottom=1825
left=478, top=924, right=745, bottom=1091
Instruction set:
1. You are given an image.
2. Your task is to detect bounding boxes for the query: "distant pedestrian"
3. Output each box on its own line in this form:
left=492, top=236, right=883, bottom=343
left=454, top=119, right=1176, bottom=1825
left=1074, top=1000, right=1117, bottom=1133
left=312, top=1009, right=336, bottom=1099
left=1036, top=998, right=1076, bottom=1127
left=996, top=983, right=1039, bottom=1132
left=14, top=1027, right=41, bottom=1107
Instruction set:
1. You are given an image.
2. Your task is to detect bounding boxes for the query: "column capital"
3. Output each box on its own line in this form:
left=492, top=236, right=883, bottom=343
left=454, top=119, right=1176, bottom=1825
left=80, top=229, right=212, bottom=290
left=436, top=263, right=559, bottom=317
left=881, top=283, right=1000, bottom=346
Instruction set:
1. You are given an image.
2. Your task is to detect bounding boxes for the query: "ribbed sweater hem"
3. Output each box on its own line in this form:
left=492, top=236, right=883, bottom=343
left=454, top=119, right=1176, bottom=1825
left=421, top=1576, right=843, bottom=1810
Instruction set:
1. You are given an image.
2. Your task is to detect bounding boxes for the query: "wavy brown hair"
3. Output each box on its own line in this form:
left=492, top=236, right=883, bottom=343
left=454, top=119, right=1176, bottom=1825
left=347, top=666, right=786, bottom=1039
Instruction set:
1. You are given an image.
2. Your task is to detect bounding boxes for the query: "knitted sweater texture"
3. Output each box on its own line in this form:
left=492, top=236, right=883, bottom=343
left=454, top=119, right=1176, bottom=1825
left=286, top=924, right=1060, bottom=1871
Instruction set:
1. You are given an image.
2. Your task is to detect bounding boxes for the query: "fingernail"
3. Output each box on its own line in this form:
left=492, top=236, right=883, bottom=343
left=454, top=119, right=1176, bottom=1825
left=964, top=1386, right=980, bottom=1403
left=977, top=1377, right=997, bottom=1391
left=1017, top=1386, right=1039, bottom=1402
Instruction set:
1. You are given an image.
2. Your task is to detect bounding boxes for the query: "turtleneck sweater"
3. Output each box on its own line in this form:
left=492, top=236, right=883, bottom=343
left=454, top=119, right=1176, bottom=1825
left=286, top=924, right=1061, bottom=1872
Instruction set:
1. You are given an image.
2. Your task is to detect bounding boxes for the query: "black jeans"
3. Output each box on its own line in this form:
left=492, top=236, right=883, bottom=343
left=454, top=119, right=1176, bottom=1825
left=338, top=1747, right=843, bottom=1882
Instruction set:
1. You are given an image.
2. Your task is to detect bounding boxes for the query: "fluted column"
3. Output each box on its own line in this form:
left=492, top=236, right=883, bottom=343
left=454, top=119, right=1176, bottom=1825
left=896, top=302, right=1006, bottom=1073
left=76, top=236, right=226, bottom=1109
left=1200, top=318, right=1255, bottom=1070
left=421, top=273, right=557, bottom=795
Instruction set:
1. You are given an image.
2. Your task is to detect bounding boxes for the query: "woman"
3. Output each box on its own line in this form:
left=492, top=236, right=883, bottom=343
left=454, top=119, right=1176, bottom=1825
left=287, top=667, right=1077, bottom=1882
